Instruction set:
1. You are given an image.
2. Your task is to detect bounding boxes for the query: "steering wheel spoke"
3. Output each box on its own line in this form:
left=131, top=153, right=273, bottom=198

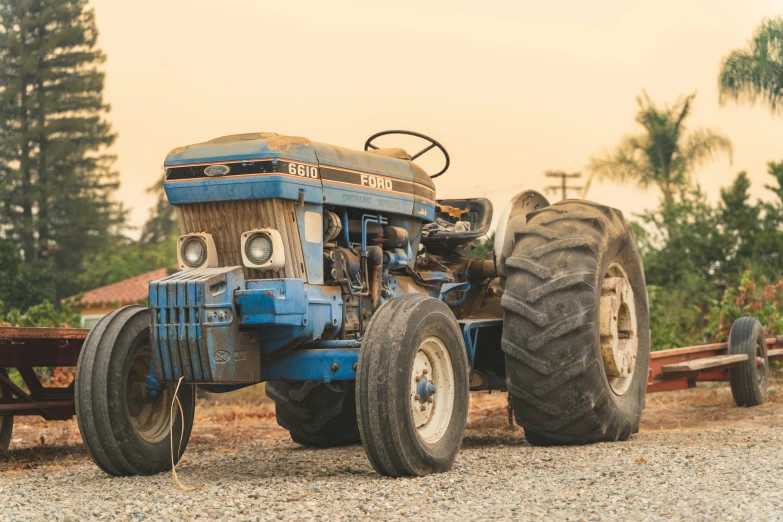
left=364, top=130, right=450, bottom=178
left=411, top=143, right=436, bottom=161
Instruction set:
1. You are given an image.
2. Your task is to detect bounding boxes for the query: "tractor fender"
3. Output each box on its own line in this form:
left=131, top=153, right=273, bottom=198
left=493, top=190, right=550, bottom=278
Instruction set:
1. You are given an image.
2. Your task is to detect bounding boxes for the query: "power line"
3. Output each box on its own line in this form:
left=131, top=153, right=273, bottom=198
left=544, top=171, right=583, bottom=201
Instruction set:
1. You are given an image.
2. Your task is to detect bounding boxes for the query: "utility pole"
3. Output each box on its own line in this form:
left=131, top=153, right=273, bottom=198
left=545, top=171, right=583, bottom=201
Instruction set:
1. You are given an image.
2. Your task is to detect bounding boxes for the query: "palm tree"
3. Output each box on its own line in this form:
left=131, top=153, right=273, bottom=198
left=588, top=91, right=733, bottom=203
left=719, top=16, right=783, bottom=115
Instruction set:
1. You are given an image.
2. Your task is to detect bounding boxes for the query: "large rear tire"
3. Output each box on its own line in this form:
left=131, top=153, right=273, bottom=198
left=501, top=200, right=650, bottom=445
left=266, top=381, right=361, bottom=447
left=356, top=295, right=469, bottom=477
left=728, top=317, right=768, bottom=407
left=75, top=305, right=196, bottom=476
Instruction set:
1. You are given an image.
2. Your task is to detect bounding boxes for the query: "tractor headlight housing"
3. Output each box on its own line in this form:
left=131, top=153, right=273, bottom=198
left=241, top=229, right=285, bottom=269
left=245, top=233, right=273, bottom=265
left=177, top=233, right=218, bottom=270
left=183, top=237, right=207, bottom=267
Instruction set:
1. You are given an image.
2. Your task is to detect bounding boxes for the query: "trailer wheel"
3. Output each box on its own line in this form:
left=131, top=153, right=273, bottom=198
left=356, top=294, right=469, bottom=477
left=75, top=305, right=195, bottom=476
left=0, top=369, right=13, bottom=453
left=728, top=317, right=768, bottom=407
left=266, top=381, right=361, bottom=447
left=501, top=200, right=650, bottom=445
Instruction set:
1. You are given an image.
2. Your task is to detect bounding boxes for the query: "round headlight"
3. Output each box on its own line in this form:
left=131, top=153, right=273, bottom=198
left=182, top=237, right=207, bottom=267
left=246, top=233, right=273, bottom=264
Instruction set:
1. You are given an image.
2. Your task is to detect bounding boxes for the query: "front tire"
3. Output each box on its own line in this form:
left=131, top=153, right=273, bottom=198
left=501, top=200, right=650, bottom=445
left=356, top=295, right=469, bottom=477
left=75, top=306, right=195, bottom=476
left=266, top=381, right=361, bottom=447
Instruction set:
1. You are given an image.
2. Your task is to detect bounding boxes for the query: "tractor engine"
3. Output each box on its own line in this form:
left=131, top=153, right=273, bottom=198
left=152, top=132, right=498, bottom=384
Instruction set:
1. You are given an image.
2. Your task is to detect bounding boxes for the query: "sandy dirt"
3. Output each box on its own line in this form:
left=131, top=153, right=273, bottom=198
left=3, top=377, right=783, bottom=474
left=3, top=379, right=783, bottom=520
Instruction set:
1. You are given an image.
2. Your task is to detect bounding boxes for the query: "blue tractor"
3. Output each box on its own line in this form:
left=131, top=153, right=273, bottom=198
left=75, top=131, right=650, bottom=477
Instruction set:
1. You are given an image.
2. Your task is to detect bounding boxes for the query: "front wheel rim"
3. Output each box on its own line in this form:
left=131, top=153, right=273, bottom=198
left=410, top=336, right=455, bottom=444
left=126, top=345, right=172, bottom=444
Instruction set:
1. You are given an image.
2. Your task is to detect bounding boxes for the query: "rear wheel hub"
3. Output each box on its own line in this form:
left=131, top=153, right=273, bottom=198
left=599, top=262, right=639, bottom=395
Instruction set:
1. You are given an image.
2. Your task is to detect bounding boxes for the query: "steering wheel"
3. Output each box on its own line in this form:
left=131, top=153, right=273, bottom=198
left=364, top=130, right=450, bottom=179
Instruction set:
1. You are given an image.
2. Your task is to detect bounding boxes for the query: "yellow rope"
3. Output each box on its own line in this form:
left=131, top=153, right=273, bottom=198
left=170, top=376, right=197, bottom=491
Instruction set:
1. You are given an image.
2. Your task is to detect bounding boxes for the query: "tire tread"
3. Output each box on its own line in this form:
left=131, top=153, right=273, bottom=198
left=501, top=200, right=648, bottom=445
left=728, top=317, right=767, bottom=407
left=266, top=381, right=361, bottom=448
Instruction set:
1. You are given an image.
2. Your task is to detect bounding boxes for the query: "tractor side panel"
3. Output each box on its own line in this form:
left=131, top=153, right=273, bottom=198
left=313, top=142, right=424, bottom=219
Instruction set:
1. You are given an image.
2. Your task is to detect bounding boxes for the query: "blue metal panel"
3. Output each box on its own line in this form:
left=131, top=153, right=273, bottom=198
left=459, top=319, right=503, bottom=367
left=165, top=134, right=319, bottom=167
left=166, top=277, right=184, bottom=380
left=235, top=281, right=343, bottom=356
left=163, top=134, right=439, bottom=222
left=260, top=349, right=359, bottom=382
left=440, top=282, right=471, bottom=308
left=166, top=136, right=416, bottom=189
left=322, top=184, right=414, bottom=215
left=148, top=279, right=168, bottom=380
left=176, top=277, right=201, bottom=381
left=235, top=279, right=308, bottom=325
left=164, top=175, right=322, bottom=206
left=312, top=142, right=413, bottom=181
left=150, top=271, right=346, bottom=383
left=189, top=272, right=212, bottom=381
left=413, top=199, right=437, bottom=222
left=183, top=277, right=203, bottom=381
left=150, top=267, right=261, bottom=383
left=295, top=203, right=324, bottom=285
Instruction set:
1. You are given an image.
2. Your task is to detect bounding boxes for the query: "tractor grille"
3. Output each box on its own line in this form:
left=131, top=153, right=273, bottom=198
left=175, top=199, right=306, bottom=280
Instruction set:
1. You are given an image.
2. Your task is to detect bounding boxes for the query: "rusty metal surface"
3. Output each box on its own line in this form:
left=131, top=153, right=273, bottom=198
left=0, top=327, right=87, bottom=367
left=176, top=198, right=306, bottom=280
left=0, top=327, right=84, bottom=419
left=648, top=337, right=783, bottom=393
left=0, top=366, right=75, bottom=419
left=0, top=400, right=75, bottom=417
left=0, top=327, right=89, bottom=340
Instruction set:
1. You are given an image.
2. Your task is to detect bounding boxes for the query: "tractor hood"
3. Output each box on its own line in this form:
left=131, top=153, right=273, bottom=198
left=163, top=132, right=436, bottom=221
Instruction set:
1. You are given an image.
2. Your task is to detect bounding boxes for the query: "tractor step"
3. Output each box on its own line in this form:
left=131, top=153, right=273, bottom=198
left=660, top=354, right=748, bottom=373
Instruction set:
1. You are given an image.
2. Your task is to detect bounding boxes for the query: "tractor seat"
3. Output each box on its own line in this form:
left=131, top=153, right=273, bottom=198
left=420, top=198, right=493, bottom=254
left=367, top=148, right=412, bottom=161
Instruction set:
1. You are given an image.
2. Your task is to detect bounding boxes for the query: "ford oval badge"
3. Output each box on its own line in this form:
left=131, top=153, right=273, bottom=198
left=213, top=350, right=231, bottom=363
left=204, top=164, right=231, bottom=177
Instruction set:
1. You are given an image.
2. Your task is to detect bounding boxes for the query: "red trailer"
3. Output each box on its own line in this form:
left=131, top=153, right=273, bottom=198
left=648, top=317, right=779, bottom=406
left=0, top=326, right=88, bottom=451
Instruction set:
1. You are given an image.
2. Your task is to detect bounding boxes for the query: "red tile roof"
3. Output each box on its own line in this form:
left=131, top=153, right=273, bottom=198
left=78, top=268, right=171, bottom=307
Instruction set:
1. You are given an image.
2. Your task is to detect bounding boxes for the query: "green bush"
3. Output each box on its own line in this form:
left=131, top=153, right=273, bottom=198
left=0, top=298, right=82, bottom=328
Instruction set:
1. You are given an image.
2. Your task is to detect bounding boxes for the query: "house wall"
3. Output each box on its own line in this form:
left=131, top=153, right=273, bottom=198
left=79, top=304, right=123, bottom=328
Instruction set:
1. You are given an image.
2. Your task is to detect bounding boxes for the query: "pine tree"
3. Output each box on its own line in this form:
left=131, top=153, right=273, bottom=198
left=0, top=0, right=124, bottom=300
left=140, top=175, right=179, bottom=245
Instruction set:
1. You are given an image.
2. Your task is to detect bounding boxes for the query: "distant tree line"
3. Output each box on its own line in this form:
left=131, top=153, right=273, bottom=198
left=471, top=16, right=783, bottom=350
left=0, top=0, right=177, bottom=324
left=2, top=4, right=783, bottom=345
left=589, top=15, right=783, bottom=349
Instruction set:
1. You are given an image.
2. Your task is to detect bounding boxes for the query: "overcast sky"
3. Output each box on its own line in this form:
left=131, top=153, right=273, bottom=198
left=91, top=0, right=783, bottom=232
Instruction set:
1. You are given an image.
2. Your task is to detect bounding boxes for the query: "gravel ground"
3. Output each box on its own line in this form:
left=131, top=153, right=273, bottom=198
left=2, top=385, right=783, bottom=521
